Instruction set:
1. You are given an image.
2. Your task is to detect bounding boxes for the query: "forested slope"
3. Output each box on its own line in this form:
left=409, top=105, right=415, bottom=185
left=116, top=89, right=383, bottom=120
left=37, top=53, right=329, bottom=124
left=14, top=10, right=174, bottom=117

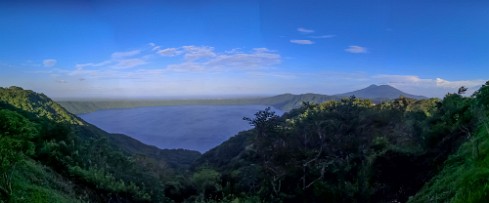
left=0, top=86, right=200, bottom=202
left=409, top=82, right=489, bottom=202
left=2, top=83, right=488, bottom=202
left=193, top=83, right=488, bottom=202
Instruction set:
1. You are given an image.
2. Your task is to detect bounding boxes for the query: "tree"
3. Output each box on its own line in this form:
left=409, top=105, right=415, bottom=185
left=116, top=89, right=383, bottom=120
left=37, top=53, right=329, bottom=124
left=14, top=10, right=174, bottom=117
left=473, top=81, right=489, bottom=109
left=458, top=86, right=468, bottom=95
left=0, top=110, right=38, bottom=201
left=243, top=107, right=280, bottom=137
left=0, top=137, right=23, bottom=201
left=192, top=168, right=222, bottom=200
left=243, top=107, right=287, bottom=199
left=473, top=81, right=489, bottom=138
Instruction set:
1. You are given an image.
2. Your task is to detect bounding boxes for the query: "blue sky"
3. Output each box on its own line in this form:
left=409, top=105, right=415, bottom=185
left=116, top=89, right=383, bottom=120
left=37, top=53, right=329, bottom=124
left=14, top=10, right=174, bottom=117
left=1, top=0, right=488, bottom=99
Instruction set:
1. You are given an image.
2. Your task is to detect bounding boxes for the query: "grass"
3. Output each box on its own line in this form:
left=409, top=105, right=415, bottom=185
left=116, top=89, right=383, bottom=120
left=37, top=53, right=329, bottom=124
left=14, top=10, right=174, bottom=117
left=409, top=126, right=489, bottom=203
left=7, top=160, right=81, bottom=203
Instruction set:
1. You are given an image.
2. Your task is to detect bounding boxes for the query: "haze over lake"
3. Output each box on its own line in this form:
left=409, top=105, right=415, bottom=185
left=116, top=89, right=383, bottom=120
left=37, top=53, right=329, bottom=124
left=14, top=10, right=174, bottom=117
left=79, top=105, right=283, bottom=152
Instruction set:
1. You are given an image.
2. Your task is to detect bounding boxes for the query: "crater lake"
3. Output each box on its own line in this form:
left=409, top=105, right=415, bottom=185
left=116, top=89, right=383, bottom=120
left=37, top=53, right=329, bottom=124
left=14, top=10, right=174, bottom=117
left=79, top=105, right=283, bottom=152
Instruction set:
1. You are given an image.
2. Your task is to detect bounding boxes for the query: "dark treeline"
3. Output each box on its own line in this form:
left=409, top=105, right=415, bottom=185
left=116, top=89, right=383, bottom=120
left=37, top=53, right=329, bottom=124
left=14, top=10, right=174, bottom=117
left=0, top=87, right=198, bottom=202
left=1, top=83, right=489, bottom=202
left=193, top=83, right=489, bottom=203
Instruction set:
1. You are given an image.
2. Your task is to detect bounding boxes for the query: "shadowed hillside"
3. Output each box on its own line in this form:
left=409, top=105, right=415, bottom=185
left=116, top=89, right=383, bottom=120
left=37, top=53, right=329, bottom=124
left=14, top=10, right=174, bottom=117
left=2, top=83, right=487, bottom=202
left=0, top=86, right=200, bottom=202
left=191, top=83, right=488, bottom=202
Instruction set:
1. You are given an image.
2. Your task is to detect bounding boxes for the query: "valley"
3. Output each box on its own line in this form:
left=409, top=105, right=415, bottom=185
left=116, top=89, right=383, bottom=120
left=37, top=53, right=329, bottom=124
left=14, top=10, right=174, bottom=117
left=1, top=84, right=488, bottom=202
left=1, top=1, right=486, bottom=202
left=79, top=105, right=283, bottom=152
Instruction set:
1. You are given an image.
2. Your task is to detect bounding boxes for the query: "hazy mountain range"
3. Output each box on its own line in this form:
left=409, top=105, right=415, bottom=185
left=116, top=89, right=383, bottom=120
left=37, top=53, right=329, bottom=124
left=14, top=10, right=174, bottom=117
left=1, top=83, right=487, bottom=202
left=335, top=84, right=426, bottom=100
left=59, top=84, right=426, bottom=114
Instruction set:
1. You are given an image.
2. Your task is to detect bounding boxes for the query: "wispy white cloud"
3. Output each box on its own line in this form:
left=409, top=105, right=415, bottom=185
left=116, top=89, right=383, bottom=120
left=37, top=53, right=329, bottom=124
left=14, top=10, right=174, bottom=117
left=166, top=62, right=204, bottom=72
left=43, top=59, right=57, bottom=67
left=310, top=35, right=335, bottom=39
left=111, top=50, right=141, bottom=58
left=68, top=66, right=164, bottom=80
left=290, top=39, right=314, bottom=45
left=155, top=46, right=217, bottom=60
left=435, top=78, right=486, bottom=89
left=69, top=66, right=99, bottom=77
left=113, top=58, right=147, bottom=69
left=374, top=74, right=431, bottom=84
left=182, top=46, right=217, bottom=60
left=66, top=45, right=281, bottom=82
left=345, top=45, right=367, bottom=53
left=296, top=27, right=334, bottom=40
left=74, top=49, right=146, bottom=70
left=205, top=48, right=280, bottom=70
left=248, top=71, right=298, bottom=79
left=162, top=46, right=281, bottom=72
left=374, top=74, right=485, bottom=88
left=373, top=74, right=486, bottom=97
left=225, top=48, right=242, bottom=54
left=149, top=43, right=161, bottom=51
left=297, top=27, right=314, bottom=34
left=158, top=48, right=182, bottom=56
left=75, top=60, right=111, bottom=69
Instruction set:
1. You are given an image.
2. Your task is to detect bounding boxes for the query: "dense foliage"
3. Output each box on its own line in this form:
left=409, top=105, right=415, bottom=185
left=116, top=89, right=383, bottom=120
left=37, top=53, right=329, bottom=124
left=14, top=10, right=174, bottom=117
left=1, top=83, right=489, bottom=202
left=0, top=87, right=199, bottom=202
left=409, top=82, right=489, bottom=202
left=193, top=84, right=487, bottom=202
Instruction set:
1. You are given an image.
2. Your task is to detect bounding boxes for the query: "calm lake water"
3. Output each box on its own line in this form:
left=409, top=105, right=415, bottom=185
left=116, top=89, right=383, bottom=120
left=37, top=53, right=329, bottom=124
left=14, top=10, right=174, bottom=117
left=79, top=105, right=283, bottom=153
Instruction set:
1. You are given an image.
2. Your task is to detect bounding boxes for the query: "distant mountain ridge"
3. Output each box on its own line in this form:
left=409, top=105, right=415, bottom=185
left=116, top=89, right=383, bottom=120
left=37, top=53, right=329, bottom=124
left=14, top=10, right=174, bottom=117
left=334, top=84, right=427, bottom=100
left=58, top=84, right=427, bottom=114
left=258, top=84, right=426, bottom=111
left=256, top=93, right=335, bottom=111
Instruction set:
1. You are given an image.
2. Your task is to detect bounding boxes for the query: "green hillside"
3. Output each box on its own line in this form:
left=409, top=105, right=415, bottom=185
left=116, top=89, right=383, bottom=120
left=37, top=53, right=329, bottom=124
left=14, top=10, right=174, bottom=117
left=192, top=84, right=488, bottom=202
left=409, top=83, right=489, bottom=202
left=0, top=87, right=83, bottom=125
left=0, top=86, right=200, bottom=202
left=2, top=83, right=488, bottom=202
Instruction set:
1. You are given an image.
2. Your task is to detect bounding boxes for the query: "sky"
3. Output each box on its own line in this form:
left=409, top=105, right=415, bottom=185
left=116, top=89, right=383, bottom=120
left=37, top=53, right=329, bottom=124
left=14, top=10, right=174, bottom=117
left=0, top=0, right=488, bottom=99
